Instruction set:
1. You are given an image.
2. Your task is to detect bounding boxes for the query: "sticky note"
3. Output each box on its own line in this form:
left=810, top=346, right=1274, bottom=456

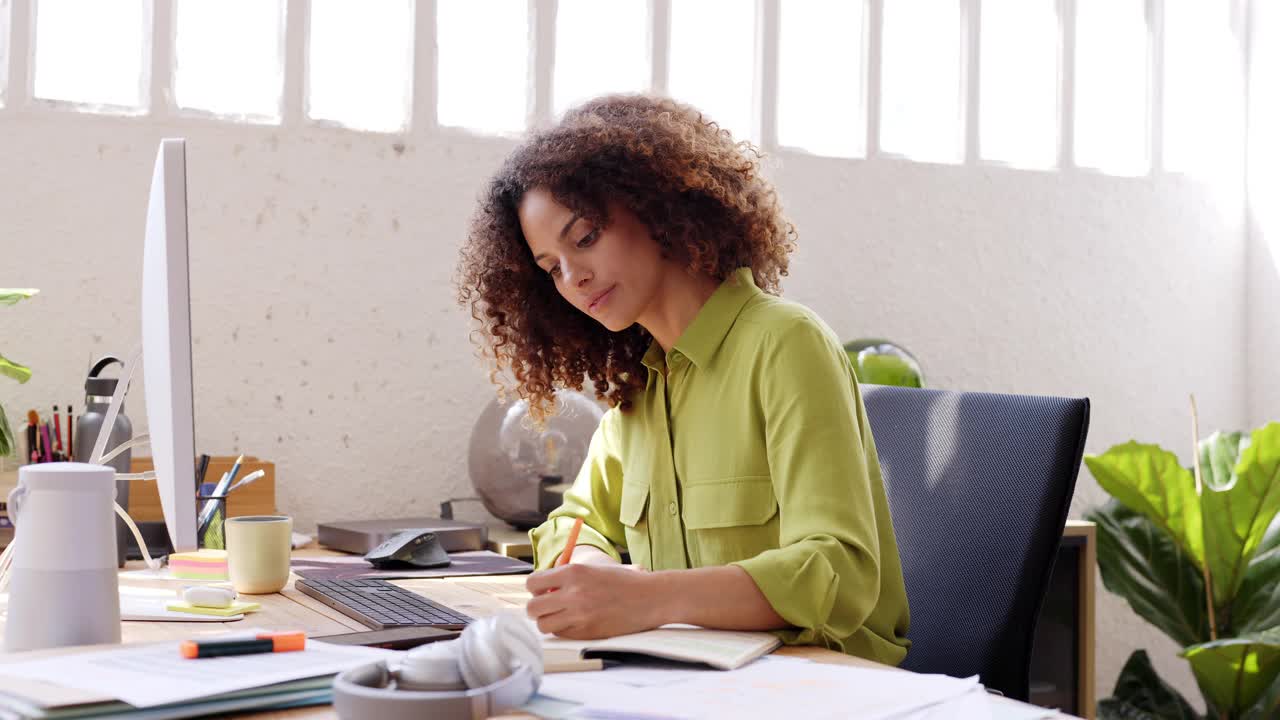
left=165, top=600, right=260, bottom=617
left=168, top=549, right=229, bottom=581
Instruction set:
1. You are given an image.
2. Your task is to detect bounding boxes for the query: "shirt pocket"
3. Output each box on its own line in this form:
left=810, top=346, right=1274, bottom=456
left=682, top=476, right=779, bottom=564
left=619, top=479, right=652, bottom=570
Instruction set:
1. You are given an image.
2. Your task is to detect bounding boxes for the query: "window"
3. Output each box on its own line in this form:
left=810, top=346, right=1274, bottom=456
left=308, top=0, right=413, bottom=133
left=1249, top=1, right=1280, bottom=243
left=777, top=0, right=866, bottom=158
left=554, top=0, right=647, bottom=118
left=174, top=0, right=285, bottom=121
left=669, top=0, right=756, bottom=142
left=880, top=0, right=964, bottom=163
left=33, top=0, right=148, bottom=110
left=437, top=0, right=527, bottom=134
left=1073, top=0, right=1149, bottom=175
left=0, top=0, right=10, bottom=107
left=1163, top=0, right=1244, bottom=179
left=979, top=0, right=1059, bottom=169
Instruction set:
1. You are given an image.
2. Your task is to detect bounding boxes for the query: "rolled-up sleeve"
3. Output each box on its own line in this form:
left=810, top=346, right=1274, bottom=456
left=731, top=319, right=882, bottom=649
left=529, top=410, right=626, bottom=569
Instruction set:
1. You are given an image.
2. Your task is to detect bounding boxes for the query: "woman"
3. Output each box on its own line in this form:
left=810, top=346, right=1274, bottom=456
left=456, top=95, right=910, bottom=664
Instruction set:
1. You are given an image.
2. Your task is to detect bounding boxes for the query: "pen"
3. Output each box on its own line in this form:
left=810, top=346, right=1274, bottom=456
left=198, top=454, right=244, bottom=529
left=180, top=631, right=305, bottom=659
left=66, top=405, right=73, bottom=461
left=227, top=469, right=266, bottom=494
left=557, top=517, right=585, bottom=567
left=52, top=406, right=62, bottom=455
left=195, top=453, right=210, bottom=494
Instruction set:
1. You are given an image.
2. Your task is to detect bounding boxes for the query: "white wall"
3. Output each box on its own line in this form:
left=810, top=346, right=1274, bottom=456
left=0, top=109, right=1246, bottom=703
left=1247, top=1, right=1280, bottom=429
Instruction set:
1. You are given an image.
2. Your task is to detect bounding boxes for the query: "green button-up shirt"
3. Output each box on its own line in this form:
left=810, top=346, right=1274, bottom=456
left=529, top=268, right=911, bottom=665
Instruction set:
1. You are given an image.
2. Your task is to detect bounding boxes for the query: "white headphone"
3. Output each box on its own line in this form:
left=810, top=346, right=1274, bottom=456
left=332, top=612, right=544, bottom=720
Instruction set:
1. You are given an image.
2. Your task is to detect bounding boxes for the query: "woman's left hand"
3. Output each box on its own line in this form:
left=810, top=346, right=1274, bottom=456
left=525, top=563, right=664, bottom=639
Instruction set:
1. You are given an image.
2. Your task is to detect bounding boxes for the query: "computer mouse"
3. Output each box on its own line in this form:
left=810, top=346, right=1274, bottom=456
left=363, top=529, right=452, bottom=569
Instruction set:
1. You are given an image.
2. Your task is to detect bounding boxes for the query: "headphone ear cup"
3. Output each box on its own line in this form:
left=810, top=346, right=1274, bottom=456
left=397, top=639, right=466, bottom=691
left=458, top=618, right=505, bottom=688
left=457, top=612, right=544, bottom=689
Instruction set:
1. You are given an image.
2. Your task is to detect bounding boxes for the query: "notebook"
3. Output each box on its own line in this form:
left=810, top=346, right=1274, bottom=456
left=541, top=625, right=782, bottom=671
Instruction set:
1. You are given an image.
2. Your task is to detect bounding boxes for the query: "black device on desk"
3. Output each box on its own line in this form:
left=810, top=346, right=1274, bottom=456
left=295, top=577, right=473, bottom=630
left=363, top=529, right=451, bottom=569
left=314, top=626, right=461, bottom=649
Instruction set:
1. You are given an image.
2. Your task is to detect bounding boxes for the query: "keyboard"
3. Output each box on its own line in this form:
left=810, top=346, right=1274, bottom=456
left=294, top=577, right=474, bottom=630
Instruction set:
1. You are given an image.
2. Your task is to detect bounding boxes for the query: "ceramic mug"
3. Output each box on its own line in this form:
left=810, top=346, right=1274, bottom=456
left=226, top=515, right=293, bottom=594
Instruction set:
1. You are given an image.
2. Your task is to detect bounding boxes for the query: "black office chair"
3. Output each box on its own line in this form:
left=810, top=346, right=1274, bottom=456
left=861, top=385, right=1089, bottom=702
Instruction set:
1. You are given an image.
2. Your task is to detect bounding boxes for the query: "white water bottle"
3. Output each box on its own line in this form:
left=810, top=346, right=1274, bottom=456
left=5, top=463, right=121, bottom=652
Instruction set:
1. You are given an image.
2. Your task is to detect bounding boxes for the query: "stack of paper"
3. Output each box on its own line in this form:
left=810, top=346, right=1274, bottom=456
left=0, top=639, right=398, bottom=719
left=532, top=656, right=1009, bottom=720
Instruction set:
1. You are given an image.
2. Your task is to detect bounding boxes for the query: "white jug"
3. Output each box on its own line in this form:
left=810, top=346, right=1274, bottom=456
left=5, top=462, right=121, bottom=651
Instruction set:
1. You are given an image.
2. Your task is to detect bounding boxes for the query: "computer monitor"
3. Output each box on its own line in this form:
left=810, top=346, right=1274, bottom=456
left=141, top=138, right=198, bottom=553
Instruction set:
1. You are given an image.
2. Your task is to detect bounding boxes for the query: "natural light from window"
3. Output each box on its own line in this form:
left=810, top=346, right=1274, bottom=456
left=554, top=0, right=647, bottom=119
left=1163, top=0, right=1244, bottom=183
left=33, top=0, right=147, bottom=109
left=1073, top=0, right=1149, bottom=176
left=308, top=0, right=412, bottom=133
left=437, top=0, right=527, bottom=134
left=669, top=0, right=756, bottom=143
left=979, top=0, right=1058, bottom=169
left=1250, top=1, right=1279, bottom=267
left=880, top=0, right=963, bottom=163
left=777, top=0, right=866, bottom=158
left=174, top=0, right=284, bottom=121
left=0, top=0, right=10, bottom=108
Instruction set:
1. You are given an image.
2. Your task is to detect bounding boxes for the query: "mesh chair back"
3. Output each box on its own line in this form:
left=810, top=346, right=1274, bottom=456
left=861, top=385, right=1089, bottom=700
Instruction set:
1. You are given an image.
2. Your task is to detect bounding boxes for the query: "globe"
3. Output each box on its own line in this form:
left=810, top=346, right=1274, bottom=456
left=468, top=389, right=605, bottom=529
left=842, top=339, right=926, bottom=388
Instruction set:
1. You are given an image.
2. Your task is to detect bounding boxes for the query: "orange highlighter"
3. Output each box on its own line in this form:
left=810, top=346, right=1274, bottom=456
left=180, top=631, right=306, bottom=659
left=557, top=517, right=585, bottom=566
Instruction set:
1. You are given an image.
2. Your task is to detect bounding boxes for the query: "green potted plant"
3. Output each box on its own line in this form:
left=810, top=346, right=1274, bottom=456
left=0, top=289, right=39, bottom=461
left=842, top=338, right=926, bottom=388
left=1086, top=415, right=1280, bottom=719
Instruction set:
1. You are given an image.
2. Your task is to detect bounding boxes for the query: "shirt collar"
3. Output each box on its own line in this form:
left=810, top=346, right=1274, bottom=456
left=641, top=267, right=759, bottom=372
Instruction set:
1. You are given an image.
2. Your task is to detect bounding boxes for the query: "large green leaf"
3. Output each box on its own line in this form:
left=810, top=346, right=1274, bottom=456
left=0, top=403, right=12, bottom=458
left=1242, top=663, right=1280, bottom=720
left=0, top=288, right=38, bottom=305
left=1088, top=499, right=1209, bottom=647
left=1234, top=515, right=1280, bottom=634
left=1086, top=443, right=1205, bottom=569
left=1199, top=431, right=1247, bottom=491
left=1200, top=423, right=1280, bottom=608
left=0, top=353, right=31, bottom=384
left=1181, top=627, right=1280, bottom=712
left=1097, top=649, right=1201, bottom=720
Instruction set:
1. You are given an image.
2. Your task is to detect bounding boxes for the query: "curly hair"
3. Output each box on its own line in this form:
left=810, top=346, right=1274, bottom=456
left=456, top=94, right=797, bottom=421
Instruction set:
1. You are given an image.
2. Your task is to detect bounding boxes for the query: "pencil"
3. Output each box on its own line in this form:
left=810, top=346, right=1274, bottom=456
left=557, top=517, right=585, bottom=567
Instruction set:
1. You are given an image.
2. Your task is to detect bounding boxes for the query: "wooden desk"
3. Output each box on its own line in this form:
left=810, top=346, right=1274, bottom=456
left=489, top=520, right=1097, bottom=719
left=0, top=549, right=1080, bottom=719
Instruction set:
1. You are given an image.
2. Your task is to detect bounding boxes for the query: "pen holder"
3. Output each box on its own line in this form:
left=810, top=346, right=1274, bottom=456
left=197, top=493, right=228, bottom=550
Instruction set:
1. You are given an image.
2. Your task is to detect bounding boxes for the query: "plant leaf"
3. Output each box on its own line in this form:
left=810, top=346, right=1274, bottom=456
left=0, top=403, right=12, bottom=458
left=1086, top=443, right=1205, bottom=569
left=0, top=288, right=38, bottom=305
left=1242, top=661, right=1280, bottom=720
left=1199, top=431, right=1247, bottom=492
left=1234, top=515, right=1280, bottom=634
left=0, top=353, right=32, bottom=384
left=1098, top=649, right=1201, bottom=720
left=1180, top=627, right=1280, bottom=712
left=1200, top=422, right=1280, bottom=607
left=1087, top=499, right=1208, bottom=647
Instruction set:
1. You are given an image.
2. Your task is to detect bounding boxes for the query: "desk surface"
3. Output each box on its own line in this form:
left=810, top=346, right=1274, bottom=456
left=0, top=547, right=1079, bottom=719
